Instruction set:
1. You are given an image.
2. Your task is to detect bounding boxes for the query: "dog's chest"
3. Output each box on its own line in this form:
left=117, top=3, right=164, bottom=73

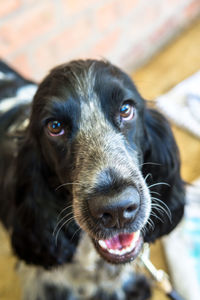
left=19, top=234, right=136, bottom=300
left=67, top=234, right=135, bottom=297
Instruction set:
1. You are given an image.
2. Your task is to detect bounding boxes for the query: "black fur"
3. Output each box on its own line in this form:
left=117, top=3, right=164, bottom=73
left=0, top=60, right=33, bottom=100
left=42, top=284, right=75, bottom=300
left=0, top=59, right=185, bottom=299
left=142, top=108, right=185, bottom=242
left=123, top=275, right=152, bottom=300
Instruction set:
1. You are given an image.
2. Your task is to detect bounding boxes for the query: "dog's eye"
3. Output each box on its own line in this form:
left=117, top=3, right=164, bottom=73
left=120, top=102, right=135, bottom=121
left=47, top=120, right=65, bottom=136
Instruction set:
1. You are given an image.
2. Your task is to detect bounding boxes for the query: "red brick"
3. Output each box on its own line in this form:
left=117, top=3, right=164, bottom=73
left=128, top=2, right=164, bottom=34
left=0, top=2, right=56, bottom=57
left=121, top=43, right=139, bottom=63
left=117, top=0, right=139, bottom=17
left=22, top=0, right=42, bottom=6
left=34, top=17, right=93, bottom=78
left=88, top=28, right=121, bottom=57
left=143, top=3, right=165, bottom=26
left=95, top=1, right=120, bottom=32
left=8, top=53, right=33, bottom=79
left=166, top=0, right=187, bottom=5
left=61, top=0, right=96, bottom=16
left=183, top=0, right=200, bottom=18
left=1, top=0, right=198, bottom=84
left=33, top=47, right=64, bottom=81
left=150, top=17, right=178, bottom=45
left=0, top=0, right=22, bottom=18
left=120, top=42, right=146, bottom=66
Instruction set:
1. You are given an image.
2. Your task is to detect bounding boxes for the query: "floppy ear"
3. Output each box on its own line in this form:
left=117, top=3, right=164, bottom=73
left=11, top=137, right=80, bottom=269
left=142, top=108, right=185, bottom=243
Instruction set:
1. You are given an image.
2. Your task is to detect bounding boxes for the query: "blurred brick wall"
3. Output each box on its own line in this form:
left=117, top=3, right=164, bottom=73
left=0, top=0, right=200, bottom=81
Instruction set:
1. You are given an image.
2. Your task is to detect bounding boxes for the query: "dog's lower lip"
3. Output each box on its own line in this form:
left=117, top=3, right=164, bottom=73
left=94, top=231, right=143, bottom=263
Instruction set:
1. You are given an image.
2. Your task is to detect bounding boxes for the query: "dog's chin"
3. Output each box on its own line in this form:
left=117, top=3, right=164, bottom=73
left=92, top=231, right=143, bottom=264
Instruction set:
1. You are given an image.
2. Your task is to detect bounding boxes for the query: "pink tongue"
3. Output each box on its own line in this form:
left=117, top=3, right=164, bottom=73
left=104, top=233, right=135, bottom=250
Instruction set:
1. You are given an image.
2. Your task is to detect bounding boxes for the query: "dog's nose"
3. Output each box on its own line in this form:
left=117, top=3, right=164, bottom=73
left=88, top=187, right=140, bottom=228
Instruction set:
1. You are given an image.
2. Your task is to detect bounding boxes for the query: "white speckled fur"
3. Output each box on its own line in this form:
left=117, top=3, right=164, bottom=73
left=18, top=233, right=139, bottom=300
left=71, top=66, right=151, bottom=234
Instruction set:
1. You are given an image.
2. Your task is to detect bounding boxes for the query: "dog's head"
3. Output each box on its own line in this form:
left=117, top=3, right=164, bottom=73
left=12, top=60, right=185, bottom=267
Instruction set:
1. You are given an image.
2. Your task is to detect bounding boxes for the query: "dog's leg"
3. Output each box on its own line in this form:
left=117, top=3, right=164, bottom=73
left=123, top=274, right=152, bottom=300
left=89, top=289, right=122, bottom=300
left=17, top=262, right=77, bottom=300
left=22, top=278, right=77, bottom=300
left=89, top=274, right=151, bottom=300
left=36, top=283, right=76, bottom=300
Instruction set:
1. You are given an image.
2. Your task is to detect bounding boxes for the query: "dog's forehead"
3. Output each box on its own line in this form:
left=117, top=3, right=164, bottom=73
left=72, top=65, right=110, bottom=128
left=70, top=63, right=141, bottom=117
left=73, top=64, right=96, bottom=100
left=76, top=72, right=116, bottom=134
left=79, top=92, right=110, bottom=134
left=71, top=62, right=125, bottom=103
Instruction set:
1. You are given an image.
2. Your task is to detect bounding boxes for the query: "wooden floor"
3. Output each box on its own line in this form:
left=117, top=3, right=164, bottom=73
left=0, top=19, right=200, bottom=300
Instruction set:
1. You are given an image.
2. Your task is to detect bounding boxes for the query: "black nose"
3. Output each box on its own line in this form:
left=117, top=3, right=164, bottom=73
left=88, top=187, right=140, bottom=228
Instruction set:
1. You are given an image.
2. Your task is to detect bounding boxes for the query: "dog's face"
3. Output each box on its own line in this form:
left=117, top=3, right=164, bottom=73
left=30, top=60, right=151, bottom=264
left=26, top=59, right=186, bottom=267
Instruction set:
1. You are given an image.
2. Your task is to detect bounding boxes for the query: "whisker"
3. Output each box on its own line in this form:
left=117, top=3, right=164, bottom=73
left=55, top=182, right=83, bottom=191
left=144, top=173, right=152, bottom=182
left=151, top=203, right=166, bottom=214
left=151, top=204, right=166, bottom=215
left=150, top=191, right=161, bottom=196
left=147, top=218, right=155, bottom=230
left=55, top=216, right=75, bottom=246
left=148, top=182, right=170, bottom=189
left=151, top=197, right=172, bottom=222
left=141, top=218, right=155, bottom=236
left=151, top=204, right=172, bottom=224
left=151, top=198, right=171, bottom=213
left=150, top=212, right=164, bottom=223
left=70, top=227, right=81, bottom=242
left=57, top=204, right=73, bottom=219
left=53, top=211, right=73, bottom=236
left=139, top=162, right=161, bottom=167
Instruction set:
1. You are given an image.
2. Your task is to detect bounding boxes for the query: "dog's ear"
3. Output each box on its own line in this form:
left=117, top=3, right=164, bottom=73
left=11, top=137, right=80, bottom=269
left=142, top=108, right=185, bottom=243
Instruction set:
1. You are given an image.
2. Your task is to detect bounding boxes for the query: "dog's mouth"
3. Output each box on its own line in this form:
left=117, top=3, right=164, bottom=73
left=93, top=231, right=143, bottom=264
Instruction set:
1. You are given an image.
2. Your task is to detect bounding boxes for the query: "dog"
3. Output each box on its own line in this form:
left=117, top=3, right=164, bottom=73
left=0, top=59, right=185, bottom=300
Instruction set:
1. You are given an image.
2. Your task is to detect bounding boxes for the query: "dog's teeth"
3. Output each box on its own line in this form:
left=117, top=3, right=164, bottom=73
left=133, top=231, right=140, bottom=242
left=129, top=231, right=140, bottom=248
left=107, top=248, right=115, bottom=254
left=120, top=248, right=127, bottom=255
left=98, top=240, right=107, bottom=249
left=98, top=231, right=140, bottom=256
left=107, top=247, right=129, bottom=256
left=107, top=246, right=132, bottom=256
left=108, top=248, right=121, bottom=255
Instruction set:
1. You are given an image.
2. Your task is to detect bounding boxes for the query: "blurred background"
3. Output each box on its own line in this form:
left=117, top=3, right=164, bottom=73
left=0, top=1, right=200, bottom=300
left=0, top=0, right=199, bottom=81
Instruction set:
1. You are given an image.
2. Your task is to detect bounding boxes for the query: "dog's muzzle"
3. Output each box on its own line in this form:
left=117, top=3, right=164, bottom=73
left=87, top=186, right=143, bottom=263
left=73, top=127, right=151, bottom=264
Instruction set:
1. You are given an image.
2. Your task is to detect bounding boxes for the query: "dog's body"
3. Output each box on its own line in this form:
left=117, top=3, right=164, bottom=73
left=0, top=60, right=185, bottom=300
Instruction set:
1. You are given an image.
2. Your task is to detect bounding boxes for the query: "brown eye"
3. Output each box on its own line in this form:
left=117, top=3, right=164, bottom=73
left=47, top=121, right=64, bottom=136
left=120, top=102, right=135, bottom=121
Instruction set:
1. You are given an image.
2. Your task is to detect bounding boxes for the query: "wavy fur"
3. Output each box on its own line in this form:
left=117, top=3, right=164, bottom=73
left=0, top=59, right=185, bottom=299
